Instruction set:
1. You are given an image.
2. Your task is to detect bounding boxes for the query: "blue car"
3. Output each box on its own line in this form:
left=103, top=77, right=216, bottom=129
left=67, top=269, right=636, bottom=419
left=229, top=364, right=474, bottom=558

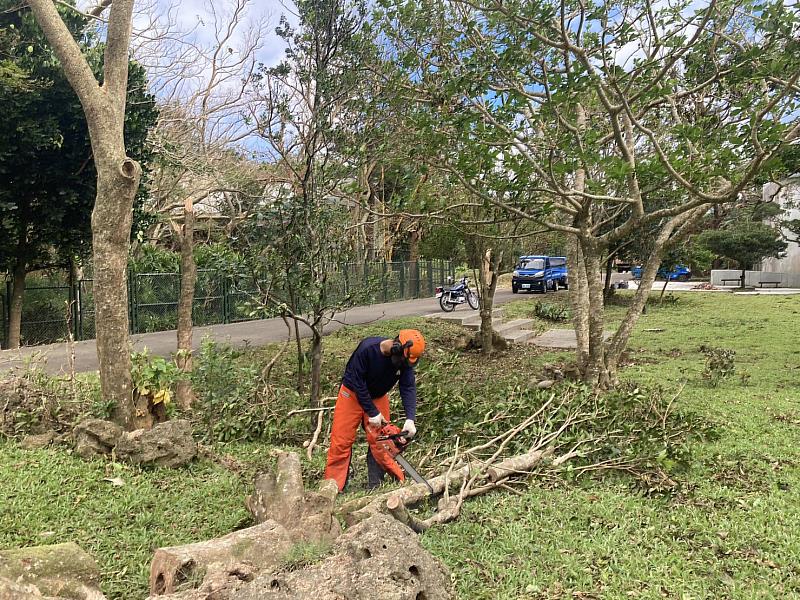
left=631, top=264, right=691, bottom=281
left=512, top=255, right=568, bottom=293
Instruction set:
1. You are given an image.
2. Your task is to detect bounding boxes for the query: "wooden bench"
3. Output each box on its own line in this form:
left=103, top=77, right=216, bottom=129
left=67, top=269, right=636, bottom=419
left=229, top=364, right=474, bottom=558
left=758, top=275, right=782, bottom=288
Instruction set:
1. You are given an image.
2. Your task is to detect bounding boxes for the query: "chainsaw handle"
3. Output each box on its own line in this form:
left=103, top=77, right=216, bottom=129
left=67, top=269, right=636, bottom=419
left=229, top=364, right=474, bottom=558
left=377, top=433, right=411, bottom=444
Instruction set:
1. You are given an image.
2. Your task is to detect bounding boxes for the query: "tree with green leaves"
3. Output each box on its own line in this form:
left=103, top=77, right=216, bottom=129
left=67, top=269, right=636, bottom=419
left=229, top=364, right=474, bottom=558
left=248, top=0, right=373, bottom=413
left=0, top=0, right=155, bottom=350
left=698, top=223, right=787, bottom=288
left=378, top=0, right=800, bottom=387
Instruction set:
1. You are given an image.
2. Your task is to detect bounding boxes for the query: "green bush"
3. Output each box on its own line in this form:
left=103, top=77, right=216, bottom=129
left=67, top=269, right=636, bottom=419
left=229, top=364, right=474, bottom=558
left=534, top=300, right=570, bottom=322
left=189, top=339, right=306, bottom=443
left=699, top=345, right=737, bottom=387
left=131, top=349, right=181, bottom=406
left=129, top=245, right=179, bottom=273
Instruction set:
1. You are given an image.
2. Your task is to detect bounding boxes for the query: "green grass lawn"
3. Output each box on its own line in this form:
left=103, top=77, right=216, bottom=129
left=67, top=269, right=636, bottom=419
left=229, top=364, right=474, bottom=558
left=422, top=292, right=800, bottom=599
left=2, top=292, right=800, bottom=599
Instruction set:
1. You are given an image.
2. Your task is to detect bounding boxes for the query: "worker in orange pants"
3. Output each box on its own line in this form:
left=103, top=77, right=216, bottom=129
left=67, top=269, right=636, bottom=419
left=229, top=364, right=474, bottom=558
left=324, top=329, right=425, bottom=491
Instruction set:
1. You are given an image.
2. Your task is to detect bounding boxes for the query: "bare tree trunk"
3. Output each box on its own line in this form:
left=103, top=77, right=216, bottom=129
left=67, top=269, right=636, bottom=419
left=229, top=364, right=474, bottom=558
left=604, top=208, right=706, bottom=380
left=739, top=268, right=746, bottom=289
left=93, top=156, right=142, bottom=429
left=569, top=104, right=591, bottom=372
left=309, top=329, right=323, bottom=430
left=409, top=228, right=421, bottom=296
left=7, top=258, right=27, bottom=350
left=659, top=275, right=669, bottom=300
left=582, top=239, right=609, bottom=387
left=567, top=234, right=590, bottom=372
left=478, top=247, right=501, bottom=355
left=28, top=0, right=142, bottom=430
left=603, top=254, right=615, bottom=299
left=176, top=198, right=197, bottom=410
left=287, top=286, right=305, bottom=394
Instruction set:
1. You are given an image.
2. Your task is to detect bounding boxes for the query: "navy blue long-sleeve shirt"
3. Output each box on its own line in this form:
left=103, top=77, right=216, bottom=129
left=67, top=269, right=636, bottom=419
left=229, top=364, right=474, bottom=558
left=341, top=337, right=417, bottom=420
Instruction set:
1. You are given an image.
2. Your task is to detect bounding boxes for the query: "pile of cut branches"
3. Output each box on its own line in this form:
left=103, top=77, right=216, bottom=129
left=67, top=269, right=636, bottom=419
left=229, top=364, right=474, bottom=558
left=340, top=382, right=710, bottom=530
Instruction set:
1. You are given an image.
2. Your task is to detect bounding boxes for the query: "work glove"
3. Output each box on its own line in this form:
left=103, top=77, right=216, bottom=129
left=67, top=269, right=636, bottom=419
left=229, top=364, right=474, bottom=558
left=401, top=419, right=416, bottom=439
left=367, top=413, right=386, bottom=429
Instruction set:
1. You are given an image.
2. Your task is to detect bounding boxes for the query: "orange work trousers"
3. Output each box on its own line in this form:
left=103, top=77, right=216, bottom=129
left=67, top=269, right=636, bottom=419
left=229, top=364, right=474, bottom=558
left=324, top=384, right=404, bottom=491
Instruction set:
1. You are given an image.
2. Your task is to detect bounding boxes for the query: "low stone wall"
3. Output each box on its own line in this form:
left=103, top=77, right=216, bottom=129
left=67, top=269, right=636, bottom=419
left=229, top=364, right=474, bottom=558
left=710, top=269, right=800, bottom=287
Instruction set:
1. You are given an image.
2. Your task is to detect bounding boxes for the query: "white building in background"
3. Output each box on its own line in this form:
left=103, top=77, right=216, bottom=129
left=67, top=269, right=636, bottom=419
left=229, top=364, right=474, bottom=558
left=761, top=175, right=800, bottom=274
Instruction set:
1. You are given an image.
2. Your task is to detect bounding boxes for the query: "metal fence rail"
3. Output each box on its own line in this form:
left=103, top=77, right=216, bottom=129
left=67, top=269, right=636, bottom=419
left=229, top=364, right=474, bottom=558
left=0, top=260, right=455, bottom=348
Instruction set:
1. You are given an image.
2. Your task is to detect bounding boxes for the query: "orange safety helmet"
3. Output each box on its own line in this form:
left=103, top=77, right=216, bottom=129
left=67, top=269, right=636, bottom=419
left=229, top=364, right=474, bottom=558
left=397, top=329, right=426, bottom=365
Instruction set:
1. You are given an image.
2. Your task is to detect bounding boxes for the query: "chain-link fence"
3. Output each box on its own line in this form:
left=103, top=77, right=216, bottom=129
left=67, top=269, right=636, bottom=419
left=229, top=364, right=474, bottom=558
left=0, top=279, right=74, bottom=348
left=0, top=285, right=6, bottom=350
left=0, top=260, right=455, bottom=348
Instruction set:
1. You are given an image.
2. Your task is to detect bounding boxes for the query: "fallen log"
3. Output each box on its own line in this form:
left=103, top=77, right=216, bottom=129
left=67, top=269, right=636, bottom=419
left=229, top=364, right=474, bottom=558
left=339, top=464, right=470, bottom=526
left=386, top=496, right=428, bottom=533
left=151, top=451, right=341, bottom=597
left=486, top=447, right=553, bottom=482
left=149, top=520, right=295, bottom=596
left=0, top=542, right=105, bottom=599
left=340, top=447, right=555, bottom=527
left=151, top=513, right=455, bottom=600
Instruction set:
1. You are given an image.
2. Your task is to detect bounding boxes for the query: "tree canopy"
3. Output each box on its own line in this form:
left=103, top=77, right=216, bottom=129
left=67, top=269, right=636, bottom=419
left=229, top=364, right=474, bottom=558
left=698, top=222, right=787, bottom=284
left=0, top=0, right=157, bottom=276
left=375, top=0, right=800, bottom=385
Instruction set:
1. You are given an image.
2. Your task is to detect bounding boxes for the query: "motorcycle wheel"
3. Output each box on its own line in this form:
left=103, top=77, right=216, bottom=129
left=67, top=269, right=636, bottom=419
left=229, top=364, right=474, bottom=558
left=439, top=295, right=456, bottom=312
left=467, top=291, right=479, bottom=309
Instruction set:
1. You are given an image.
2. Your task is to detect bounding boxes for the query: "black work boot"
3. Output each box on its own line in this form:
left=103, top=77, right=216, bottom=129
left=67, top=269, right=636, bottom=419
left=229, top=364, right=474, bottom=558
left=366, top=448, right=386, bottom=490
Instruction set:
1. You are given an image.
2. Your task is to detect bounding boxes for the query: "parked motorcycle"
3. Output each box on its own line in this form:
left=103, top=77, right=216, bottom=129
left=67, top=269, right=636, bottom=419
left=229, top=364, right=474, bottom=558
left=435, top=276, right=480, bottom=312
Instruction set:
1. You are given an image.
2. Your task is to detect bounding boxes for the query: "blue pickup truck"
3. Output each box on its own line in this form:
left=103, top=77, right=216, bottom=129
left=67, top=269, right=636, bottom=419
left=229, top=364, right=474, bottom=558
left=512, top=255, right=568, bottom=293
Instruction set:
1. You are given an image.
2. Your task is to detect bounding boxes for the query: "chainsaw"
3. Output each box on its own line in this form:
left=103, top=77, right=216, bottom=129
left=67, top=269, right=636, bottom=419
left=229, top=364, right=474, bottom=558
left=374, top=423, right=434, bottom=495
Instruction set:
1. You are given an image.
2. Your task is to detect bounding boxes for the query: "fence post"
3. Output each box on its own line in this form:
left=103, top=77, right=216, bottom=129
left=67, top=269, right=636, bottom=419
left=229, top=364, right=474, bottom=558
left=382, top=261, right=388, bottom=302
left=70, top=280, right=79, bottom=341
left=221, top=275, right=228, bottom=324
left=427, top=260, right=434, bottom=295
left=399, top=262, right=405, bottom=299
left=128, top=272, right=136, bottom=334
left=2, top=281, right=9, bottom=349
left=77, top=281, right=84, bottom=341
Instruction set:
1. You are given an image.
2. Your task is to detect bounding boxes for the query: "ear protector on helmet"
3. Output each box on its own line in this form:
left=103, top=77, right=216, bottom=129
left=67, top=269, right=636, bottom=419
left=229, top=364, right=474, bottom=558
left=390, top=337, right=414, bottom=368
left=391, top=337, right=413, bottom=357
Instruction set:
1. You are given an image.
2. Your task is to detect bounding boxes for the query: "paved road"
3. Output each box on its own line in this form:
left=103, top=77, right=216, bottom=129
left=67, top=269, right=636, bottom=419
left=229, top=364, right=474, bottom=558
left=0, top=290, right=517, bottom=375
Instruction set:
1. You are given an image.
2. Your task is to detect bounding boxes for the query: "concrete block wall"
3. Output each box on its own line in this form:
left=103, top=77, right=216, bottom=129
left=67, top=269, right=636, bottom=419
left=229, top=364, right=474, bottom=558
left=710, top=270, right=800, bottom=287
